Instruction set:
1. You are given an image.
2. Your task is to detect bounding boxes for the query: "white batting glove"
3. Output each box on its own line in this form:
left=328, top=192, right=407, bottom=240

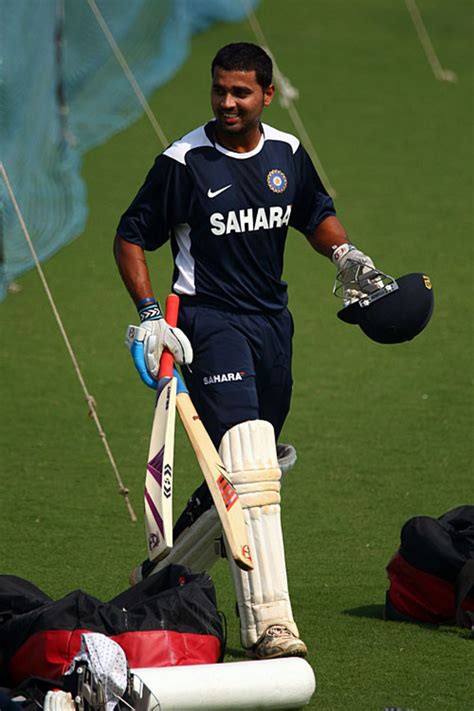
left=43, top=691, right=75, bottom=711
left=332, top=243, right=383, bottom=305
left=126, top=298, right=193, bottom=389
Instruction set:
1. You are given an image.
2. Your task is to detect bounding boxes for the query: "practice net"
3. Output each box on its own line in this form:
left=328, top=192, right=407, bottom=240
left=0, top=0, right=258, bottom=299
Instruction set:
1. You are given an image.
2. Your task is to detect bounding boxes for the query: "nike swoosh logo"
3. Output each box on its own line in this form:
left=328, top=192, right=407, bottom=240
left=207, top=184, right=232, bottom=199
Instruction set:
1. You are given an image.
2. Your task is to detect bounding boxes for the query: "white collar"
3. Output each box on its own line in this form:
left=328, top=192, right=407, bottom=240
left=214, top=130, right=265, bottom=159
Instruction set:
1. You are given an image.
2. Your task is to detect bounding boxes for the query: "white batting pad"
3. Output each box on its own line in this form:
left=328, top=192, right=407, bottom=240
left=219, top=420, right=298, bottom=648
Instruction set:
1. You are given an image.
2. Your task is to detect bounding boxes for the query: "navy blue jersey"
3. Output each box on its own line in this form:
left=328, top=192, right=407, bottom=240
left=117, top=120, right=335, bottom=312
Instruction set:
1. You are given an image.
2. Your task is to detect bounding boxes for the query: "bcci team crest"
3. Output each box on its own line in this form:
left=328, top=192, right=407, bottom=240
left=267, top=169, right=288, bottom=193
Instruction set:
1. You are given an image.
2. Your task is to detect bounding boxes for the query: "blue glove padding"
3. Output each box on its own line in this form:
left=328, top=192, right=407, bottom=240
left=126, top=320, right=193, bottom=389
left=126, top=325, right=157, bottom=389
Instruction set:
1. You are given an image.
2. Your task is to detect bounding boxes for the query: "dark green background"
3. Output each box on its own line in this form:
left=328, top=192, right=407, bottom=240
left=1, top=1, right=472, bottom=709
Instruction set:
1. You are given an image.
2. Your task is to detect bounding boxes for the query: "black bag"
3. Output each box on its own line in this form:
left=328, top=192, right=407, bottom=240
left=0, top=564, right=224, bottom=688
left=385, top=505, right=474, bottom=628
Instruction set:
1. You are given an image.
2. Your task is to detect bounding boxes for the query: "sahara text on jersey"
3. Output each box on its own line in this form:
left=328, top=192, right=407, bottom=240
left=210, top=205, right=292, bottom=236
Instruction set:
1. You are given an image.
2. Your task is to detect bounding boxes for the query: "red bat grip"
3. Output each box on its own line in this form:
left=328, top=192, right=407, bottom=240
left=158, top=294, right=180, bottom=379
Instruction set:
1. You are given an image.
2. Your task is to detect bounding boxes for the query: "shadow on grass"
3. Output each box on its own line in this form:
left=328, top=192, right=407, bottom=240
left=343, top=603, right=385, bottom=619
left=342, top=605, right=472, bottom=640
left=343, top=603, right=439, bottom=631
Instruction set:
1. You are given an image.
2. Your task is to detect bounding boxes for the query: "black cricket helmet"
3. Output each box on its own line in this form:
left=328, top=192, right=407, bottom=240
left=337, top=272, right=434, bottom=344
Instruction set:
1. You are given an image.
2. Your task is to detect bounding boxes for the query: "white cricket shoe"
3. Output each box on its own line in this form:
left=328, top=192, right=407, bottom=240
left=252, top=625, right=308, bottom=659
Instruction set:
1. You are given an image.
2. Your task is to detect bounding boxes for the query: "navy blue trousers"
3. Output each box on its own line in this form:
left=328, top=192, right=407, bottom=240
left=178, top=305, right=294, bottom=449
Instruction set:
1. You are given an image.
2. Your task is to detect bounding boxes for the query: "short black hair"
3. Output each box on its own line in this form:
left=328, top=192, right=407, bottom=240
left=211, top=42, right=273, bottom=89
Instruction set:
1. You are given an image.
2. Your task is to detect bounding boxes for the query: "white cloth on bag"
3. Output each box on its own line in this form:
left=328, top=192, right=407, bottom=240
left=65, top=633, right=128, bottom=711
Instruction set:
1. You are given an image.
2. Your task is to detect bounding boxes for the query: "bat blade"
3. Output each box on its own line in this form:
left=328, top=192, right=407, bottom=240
left=144, top=294, right=180, bottom=562
left=174, top=369, right=253, bottom=572
left=144, top=374, right=176, bottom=561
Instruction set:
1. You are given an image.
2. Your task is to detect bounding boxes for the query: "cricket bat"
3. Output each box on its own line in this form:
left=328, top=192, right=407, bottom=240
left=144, top=295, right=178, bottom=561
left=173, top=366, right=254, bottom=572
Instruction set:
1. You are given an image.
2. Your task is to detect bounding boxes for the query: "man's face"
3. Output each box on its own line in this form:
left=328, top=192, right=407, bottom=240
left=211, top=67, right=274, bottom=138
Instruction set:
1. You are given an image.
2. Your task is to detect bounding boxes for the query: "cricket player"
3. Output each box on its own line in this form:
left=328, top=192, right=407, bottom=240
left=114, top=43, right=380, bottom=659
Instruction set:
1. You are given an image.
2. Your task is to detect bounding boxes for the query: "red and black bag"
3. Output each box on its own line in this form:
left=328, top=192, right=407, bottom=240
left=385, top=505, right=474, bottom=629
left=0, top=564, right=224, bottom=687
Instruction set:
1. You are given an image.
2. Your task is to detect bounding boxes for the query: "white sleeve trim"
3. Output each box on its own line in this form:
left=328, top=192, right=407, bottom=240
left=261, top=123, right=300, bottom=154
left=163, top=125, right=213, bottom=165
left=173, top=223, right=196, bottom=295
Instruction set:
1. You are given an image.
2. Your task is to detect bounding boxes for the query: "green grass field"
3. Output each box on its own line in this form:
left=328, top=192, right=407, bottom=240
left=1, top=1, right=473, bottom=709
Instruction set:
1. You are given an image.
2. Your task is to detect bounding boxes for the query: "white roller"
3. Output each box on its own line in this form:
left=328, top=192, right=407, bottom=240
left=132, top=657, right=316, bottom=710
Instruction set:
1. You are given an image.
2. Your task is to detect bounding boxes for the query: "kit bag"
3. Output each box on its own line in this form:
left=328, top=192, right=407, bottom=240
left=0, top=564, right=224, bottom=687
left=385, top=505, right=474, bottom=628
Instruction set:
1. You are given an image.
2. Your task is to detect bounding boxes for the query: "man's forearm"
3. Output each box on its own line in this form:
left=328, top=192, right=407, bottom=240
left=113, top=234, right=155, bottom=306
left=306, top=216, right=349, bottom=259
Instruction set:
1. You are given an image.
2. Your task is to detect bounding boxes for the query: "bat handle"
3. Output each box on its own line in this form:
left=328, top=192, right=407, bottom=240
left=158, top=294, right=180, bottom=379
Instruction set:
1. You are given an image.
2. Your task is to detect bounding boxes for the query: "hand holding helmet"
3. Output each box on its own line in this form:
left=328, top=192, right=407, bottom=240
left=332, top=245, right=434, bottom=343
